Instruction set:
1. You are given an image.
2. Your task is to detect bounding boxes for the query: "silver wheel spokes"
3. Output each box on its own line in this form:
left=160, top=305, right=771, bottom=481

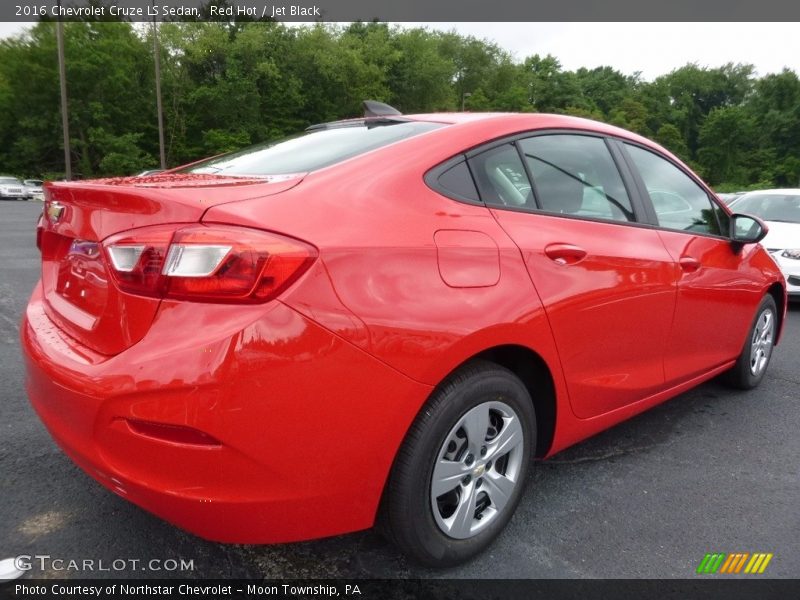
left=750, top=309, right=774, bottom=376
left=430, top=401, right=524, bottom=540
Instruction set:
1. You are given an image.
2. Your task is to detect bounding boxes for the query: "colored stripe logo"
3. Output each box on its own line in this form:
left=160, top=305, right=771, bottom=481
left=696, top=552, right=773, bottom=574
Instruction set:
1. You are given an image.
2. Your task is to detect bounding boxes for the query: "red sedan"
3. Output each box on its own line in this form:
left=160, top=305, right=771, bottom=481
left=22, top=105, right=786, bottom=566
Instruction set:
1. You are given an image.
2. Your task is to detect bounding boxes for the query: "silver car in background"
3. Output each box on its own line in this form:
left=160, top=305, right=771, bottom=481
left=23, top=179, right=44, bottom=200
left=0, top=176, right=28, bottom=200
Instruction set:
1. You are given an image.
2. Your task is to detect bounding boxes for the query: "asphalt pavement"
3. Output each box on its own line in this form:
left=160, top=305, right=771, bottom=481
left=0, top=200, right=798, bottom=579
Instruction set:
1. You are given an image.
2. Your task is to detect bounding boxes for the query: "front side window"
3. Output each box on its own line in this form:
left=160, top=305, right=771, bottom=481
left=625, top=144, right=724, bottom=235
left=519, top=134, right=635, bottom=222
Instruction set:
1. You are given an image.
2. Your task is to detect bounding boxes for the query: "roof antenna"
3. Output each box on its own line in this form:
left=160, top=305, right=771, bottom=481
left=363, top=100, right=402, bottom=117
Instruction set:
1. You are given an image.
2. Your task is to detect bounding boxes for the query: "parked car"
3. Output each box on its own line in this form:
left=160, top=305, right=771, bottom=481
left=23, top=179, right=44, bottom=200
left=23, top=104, right=787, bottom=567
left=729, top=189, right=800, bottom=300
left=717, top=191, right=745, bottom=205
left=0, top=176, right=28, bottom=200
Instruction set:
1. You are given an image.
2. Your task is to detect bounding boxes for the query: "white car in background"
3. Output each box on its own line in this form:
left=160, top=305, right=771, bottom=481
left=23, top=179, right=44, bottom=200
left=730, top=189, right=800, bottom=300
left=0, top=176, right=28, bottom=200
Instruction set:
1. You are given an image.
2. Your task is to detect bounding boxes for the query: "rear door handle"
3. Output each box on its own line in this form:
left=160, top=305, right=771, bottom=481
left=679, top=256, right=701, bottom=272
left=544, top=243, right=588, bottom=265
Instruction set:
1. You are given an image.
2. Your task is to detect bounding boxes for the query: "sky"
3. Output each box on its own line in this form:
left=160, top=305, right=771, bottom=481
left=1, top=21, right=799, bottom=81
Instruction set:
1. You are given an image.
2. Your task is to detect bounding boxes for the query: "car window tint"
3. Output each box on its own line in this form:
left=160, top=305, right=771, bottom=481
left=437, top=160, right=480, bottom=203
left=469, top=144, right=532, bottom=208
left=182, top=121, right=444, bottom=176
left=626, top=144, right=723, bottom=235
left=518, top=135, right=634, bottom=222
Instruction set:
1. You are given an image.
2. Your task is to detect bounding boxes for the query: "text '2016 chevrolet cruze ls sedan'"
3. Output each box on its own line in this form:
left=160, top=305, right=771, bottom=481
left=23, top=103, right=786, bottom=566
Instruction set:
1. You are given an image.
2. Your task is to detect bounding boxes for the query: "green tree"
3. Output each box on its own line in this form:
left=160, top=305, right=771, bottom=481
left=697, top=106, right=754, bottom=185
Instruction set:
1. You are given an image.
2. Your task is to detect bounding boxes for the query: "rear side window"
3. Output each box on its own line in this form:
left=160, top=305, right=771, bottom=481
left=518, top=135, right=635, bottom=222
left=436, top=160, right=480, bottom=203
left=469, top=144, right=533, bottom=208
left=625, top=144, right=724, bottom=236
left=183, top=121, right=444, bottom=176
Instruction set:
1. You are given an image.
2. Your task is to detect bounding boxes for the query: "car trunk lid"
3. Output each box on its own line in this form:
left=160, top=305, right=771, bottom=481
left=39, top=173, right=303, bottom=355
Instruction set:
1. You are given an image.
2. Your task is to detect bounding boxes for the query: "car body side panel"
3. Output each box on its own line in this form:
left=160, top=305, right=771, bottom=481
left=491, top=210, right=678, bottom=419
left=545, top=358, right=736, bottom=457
left=655, top=231, right=774, bottom=382
left=207, top=141, right=567, bottom=392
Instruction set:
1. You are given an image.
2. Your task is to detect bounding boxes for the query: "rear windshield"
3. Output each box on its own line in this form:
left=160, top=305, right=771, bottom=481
left=182, top=120, right=444, bottom=177
left=734, top=194, right=800, bottom=224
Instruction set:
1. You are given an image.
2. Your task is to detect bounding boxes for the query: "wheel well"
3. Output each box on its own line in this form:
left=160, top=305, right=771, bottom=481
left=375, top=343, right=557, bottom=530
left=767, top=282, right=785, bottom=343
left=470, top=345, right=556, bottom=458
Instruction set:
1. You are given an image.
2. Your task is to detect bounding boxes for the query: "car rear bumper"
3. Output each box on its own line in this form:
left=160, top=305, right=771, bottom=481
left=22, top=282, right=430, bottom=543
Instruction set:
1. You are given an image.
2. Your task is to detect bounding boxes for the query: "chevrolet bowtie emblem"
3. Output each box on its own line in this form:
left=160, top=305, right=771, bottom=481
left=46, top=202, right=65, bottom=224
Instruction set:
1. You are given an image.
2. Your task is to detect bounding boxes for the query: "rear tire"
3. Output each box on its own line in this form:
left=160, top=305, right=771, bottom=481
left=380, top=361, right=535, bottom=567
left=723, top=294, right=777, bottom=389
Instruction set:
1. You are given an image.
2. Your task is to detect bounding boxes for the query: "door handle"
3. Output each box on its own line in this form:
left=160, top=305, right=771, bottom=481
left=544, top=243, right=588, bottom=265
left=679, top=256, right=701, bottom=272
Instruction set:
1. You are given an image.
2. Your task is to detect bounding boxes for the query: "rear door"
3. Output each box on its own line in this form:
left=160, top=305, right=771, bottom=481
left=468, top=133, right=678, bottom=419
left=618, top=142, right=763, bottom=384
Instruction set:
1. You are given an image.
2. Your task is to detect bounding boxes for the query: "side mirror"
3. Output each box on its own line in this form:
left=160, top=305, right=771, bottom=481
left=730, top=213, right=768, bottom=248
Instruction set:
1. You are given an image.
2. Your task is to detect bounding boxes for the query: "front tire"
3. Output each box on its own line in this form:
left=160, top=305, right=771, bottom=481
left=381, top=361, right=535, bottom=567
left=724, top=294, right=778, bottom=389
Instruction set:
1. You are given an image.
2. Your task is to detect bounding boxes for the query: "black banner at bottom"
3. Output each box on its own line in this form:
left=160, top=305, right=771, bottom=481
left=2, top=579, right=800, bottom=600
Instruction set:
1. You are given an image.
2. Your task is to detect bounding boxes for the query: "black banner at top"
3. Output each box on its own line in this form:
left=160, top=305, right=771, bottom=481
left=3, top=0, right=800, bottom=22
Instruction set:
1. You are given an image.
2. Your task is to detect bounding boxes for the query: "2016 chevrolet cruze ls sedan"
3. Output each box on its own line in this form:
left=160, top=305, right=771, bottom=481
left=23, top=105, right=786, bottom=566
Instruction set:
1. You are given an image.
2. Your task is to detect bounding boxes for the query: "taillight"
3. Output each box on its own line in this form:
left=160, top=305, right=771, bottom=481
left=35, top=211, right=44, bottom=251
left=102, top=224, right=317, bottom=303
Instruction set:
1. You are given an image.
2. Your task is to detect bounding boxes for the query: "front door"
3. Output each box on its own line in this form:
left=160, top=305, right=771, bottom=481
left=621, top=142, right=764, bottom=383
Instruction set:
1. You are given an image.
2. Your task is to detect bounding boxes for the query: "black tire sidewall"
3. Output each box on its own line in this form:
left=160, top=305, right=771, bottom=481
left=734, top=295, right=778, bottom=389
left=387, top=364, right=536, bottom=567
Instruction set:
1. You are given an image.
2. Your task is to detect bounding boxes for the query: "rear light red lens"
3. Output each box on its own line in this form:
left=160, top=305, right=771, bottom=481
left=35, top=211, right=44, bottom=251
left=102, top=224, right=317, bottom=303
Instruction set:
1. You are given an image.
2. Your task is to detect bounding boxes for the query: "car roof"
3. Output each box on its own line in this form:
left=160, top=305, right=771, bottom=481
left=739, top=188, right=800, bottom=196
left=406, top=112, right=658, bottom=146
left=317, top=112, right=654, bottom=146
left=293, top=110, right=684, bottom=182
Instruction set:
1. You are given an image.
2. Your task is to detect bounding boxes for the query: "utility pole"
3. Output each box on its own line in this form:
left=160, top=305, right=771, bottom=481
left=152, top=1, right=166, bottom=169
left=461, top=92, right=472, bottom=111
left=55, top=0, right=71, bottom=180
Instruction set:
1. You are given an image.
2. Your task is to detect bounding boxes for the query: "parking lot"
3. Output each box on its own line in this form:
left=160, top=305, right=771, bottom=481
left=1, top=199, right=798, bottom=579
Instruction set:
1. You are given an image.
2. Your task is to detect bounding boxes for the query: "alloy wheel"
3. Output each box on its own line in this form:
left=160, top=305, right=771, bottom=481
left=430, top=401, right=525, bottom=540
left=749, top=308, right=774, bottom=376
